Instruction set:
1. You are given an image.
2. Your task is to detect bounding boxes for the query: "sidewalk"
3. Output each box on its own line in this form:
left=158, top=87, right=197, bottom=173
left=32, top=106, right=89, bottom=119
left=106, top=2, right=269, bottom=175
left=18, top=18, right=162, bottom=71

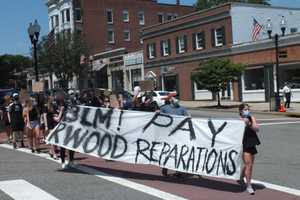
left=180, top=100, right=300, bottom=117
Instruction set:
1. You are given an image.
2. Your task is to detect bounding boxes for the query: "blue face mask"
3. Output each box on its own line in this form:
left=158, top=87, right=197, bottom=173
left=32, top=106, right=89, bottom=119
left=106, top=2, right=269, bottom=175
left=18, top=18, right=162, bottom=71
left=242, top=110, right=251, bottom=117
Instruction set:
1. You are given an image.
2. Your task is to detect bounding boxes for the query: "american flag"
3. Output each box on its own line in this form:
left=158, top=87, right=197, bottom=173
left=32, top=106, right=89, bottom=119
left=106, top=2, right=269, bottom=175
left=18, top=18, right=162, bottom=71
left=251, top=18, right=263, bottom=41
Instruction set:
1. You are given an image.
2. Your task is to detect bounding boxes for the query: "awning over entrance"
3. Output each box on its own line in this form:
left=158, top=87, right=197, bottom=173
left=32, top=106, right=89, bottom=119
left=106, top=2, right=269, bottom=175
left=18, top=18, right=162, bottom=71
left=92, top=59, right=107, bottom=71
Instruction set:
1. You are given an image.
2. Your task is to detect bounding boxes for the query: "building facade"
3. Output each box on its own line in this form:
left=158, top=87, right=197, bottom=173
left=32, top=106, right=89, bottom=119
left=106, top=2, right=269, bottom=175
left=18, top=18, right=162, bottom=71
left=27, top=0, right=84, bottom=91
left=142, top=3, right=300, bottom=102
left=81, top=0, right=194, bottom=91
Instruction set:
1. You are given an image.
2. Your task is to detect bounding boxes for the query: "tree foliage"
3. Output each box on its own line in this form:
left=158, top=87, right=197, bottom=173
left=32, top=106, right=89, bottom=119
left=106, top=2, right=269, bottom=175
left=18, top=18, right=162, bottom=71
left=195, top=0, right=270, bottom=10
left=38, top=31, right=89, bottom=89
left=0, top=54, right=32, bottom=88
left=192, top=58, right=245, bottom=106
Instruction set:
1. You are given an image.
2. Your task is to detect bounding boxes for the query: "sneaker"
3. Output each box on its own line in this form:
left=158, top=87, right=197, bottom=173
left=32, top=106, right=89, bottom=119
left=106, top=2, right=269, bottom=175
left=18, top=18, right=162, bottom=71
left=67, top=161, right=74, bottom=167
left=246, top=185, right=255, bottom=195
left=13, top=143, right=17, bottom=149
left=61, top=163, right=67, bottom=169
left=53, top=154, right=58, bottom=160
left=31, top=149, right=35, bottom=153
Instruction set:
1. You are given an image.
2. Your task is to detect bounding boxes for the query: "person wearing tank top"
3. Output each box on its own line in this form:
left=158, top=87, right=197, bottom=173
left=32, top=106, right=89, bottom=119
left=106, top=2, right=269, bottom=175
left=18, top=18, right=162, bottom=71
left=24, top=98, right=40, bottom=153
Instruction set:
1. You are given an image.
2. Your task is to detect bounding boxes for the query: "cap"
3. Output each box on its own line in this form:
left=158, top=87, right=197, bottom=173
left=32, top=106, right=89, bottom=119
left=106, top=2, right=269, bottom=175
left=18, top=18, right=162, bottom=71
left=12, top=93, right=19, bottom=98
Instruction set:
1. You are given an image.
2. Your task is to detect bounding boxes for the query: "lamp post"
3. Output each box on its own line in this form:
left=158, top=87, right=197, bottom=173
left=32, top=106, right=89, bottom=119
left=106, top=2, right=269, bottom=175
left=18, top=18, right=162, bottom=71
left=266, top=16, right=287, bottom=111
left=89, top=55, right=94, bottom=89
left=28, top=20, right=41, bottom=82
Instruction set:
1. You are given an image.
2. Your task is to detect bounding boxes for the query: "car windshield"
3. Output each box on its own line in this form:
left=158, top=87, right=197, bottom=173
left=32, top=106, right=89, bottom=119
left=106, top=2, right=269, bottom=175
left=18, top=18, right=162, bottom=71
left=159, top=92, right=169, bottom=96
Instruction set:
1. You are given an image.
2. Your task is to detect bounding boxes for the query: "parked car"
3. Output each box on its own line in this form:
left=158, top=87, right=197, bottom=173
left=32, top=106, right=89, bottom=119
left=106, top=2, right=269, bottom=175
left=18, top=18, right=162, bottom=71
left=150, top=91, right=170, bottom=107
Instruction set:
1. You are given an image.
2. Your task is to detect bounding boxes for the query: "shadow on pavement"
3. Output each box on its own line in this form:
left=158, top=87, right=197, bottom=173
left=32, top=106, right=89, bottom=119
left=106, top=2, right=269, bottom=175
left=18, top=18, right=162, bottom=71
left=81, top=164, right=266, bottom=193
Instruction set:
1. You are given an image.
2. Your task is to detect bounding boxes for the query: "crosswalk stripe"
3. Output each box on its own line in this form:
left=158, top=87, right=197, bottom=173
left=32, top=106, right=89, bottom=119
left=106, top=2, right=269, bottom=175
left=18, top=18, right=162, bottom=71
left=0, top=179, right=59, bottom=200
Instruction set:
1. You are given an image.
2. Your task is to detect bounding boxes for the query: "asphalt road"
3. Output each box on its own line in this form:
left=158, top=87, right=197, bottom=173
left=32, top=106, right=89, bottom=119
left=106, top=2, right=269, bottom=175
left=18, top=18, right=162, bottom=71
left=0, top=147, right=161, bottom=200
left=189, top=109, right=300, bottom=190
left=0, top=109, right=299, bottom=200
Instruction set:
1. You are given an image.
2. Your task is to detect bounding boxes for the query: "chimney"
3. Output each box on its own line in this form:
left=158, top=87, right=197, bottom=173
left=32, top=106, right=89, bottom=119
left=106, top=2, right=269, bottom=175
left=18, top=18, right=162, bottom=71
left=176, top=0, right=180, bottom=5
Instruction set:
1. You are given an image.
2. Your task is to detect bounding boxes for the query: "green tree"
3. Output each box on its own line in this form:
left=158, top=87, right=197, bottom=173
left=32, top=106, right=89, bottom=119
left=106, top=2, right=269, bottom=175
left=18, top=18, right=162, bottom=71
left=192, top=58, right=245, bottom=107
left=195, top=0, right=270, bottom=10
left=37, top=31, right=89, bottom=89
left=0, top=54, right=32, bottom=88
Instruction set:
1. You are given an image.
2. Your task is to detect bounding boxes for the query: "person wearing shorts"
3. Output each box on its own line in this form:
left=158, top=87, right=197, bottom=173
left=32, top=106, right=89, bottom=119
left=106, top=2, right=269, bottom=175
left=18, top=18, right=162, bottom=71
left=8, top=93, right=25, bottom=149
left=238, top=103, right=261, bottom=195
left=24, top=98, right=40, bottom=153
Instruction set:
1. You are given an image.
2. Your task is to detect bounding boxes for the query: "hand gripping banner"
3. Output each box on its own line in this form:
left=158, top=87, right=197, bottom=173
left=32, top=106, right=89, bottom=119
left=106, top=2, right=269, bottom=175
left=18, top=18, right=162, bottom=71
left=46, top=106, right=245, bottom=180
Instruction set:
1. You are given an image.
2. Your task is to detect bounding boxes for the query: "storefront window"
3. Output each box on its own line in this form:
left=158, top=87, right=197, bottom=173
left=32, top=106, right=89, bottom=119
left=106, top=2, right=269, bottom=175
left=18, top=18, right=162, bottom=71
left=244, top=68, right=264, bottom=90
left=280, top=64, right=300, bottom=89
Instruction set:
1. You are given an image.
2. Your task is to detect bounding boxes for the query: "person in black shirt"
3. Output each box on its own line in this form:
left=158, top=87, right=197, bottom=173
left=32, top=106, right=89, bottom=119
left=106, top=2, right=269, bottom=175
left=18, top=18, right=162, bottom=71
left=43, top=96, right=59, bottom=159
left=238, top=103, right=260, bottom=195
left=8, top=93, right=25, bottom=149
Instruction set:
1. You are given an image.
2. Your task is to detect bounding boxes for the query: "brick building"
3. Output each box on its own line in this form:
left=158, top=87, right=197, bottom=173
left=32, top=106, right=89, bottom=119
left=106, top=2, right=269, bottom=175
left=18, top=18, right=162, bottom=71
left=81, top=0, right=194, bottom=90
left=142, top=3, right=300, bottom=102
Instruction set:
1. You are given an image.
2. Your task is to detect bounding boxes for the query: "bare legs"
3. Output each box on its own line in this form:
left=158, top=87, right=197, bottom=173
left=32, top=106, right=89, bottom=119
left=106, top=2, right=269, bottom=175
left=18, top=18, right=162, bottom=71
left=241, top=152, right=255, bottom=194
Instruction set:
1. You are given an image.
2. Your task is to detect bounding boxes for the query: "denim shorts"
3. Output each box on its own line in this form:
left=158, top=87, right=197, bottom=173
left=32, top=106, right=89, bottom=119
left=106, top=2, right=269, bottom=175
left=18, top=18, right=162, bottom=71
left=30, top=120, right=40, bottom=129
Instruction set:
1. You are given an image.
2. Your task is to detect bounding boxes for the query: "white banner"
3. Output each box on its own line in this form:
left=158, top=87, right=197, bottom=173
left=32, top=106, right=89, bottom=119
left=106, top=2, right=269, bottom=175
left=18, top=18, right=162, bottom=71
left=46, top=106, right=245, bottom=180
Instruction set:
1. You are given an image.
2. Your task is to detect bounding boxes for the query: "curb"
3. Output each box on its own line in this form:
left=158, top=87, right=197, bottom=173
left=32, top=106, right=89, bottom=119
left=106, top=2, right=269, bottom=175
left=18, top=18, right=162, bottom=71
left=186, top=107, right=300, bottom=117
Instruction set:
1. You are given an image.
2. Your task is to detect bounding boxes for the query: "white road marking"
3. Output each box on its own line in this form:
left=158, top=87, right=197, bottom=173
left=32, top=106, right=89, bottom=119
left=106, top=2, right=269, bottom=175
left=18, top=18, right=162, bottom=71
left=251, top=179, right=300, bottom=196
left=257, top=118, right=300, bottom=121
left=75, top=165, right=188, bottom=200
left=0, top=144, right=187, bottom=200
left=259, top=121, right=300, bottom=126
left=0, top=179, right=59, bottom=200
left=1, top=143, right=300, bottom=198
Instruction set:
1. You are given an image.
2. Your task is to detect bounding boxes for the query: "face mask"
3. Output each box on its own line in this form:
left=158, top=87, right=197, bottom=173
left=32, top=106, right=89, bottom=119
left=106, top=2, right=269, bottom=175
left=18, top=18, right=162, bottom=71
left=242, top=110, right=250, bottom=117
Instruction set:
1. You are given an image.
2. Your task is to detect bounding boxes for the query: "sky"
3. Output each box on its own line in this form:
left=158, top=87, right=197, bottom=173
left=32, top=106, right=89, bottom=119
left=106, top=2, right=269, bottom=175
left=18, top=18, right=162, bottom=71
left=0, top=0, right=300, bottom=56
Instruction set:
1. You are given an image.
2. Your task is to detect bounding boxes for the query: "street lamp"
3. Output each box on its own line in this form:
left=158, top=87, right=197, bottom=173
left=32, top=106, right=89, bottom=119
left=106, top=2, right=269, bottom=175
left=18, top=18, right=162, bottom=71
left=266, top=16, right=287, bottom=110
left=89, top=55, right=94, bottom=88
left=28, top=20, right=41, bottom=82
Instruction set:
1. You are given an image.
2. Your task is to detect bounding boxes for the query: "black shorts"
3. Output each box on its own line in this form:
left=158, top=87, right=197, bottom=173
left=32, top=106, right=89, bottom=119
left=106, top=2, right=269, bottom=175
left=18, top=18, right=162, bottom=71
left=243, top=146, right=258, bottom=155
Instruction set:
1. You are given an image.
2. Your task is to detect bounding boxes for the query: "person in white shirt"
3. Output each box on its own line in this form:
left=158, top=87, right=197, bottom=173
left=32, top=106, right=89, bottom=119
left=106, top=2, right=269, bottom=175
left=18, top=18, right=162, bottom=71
left=282, top=83, right=291, bottom=108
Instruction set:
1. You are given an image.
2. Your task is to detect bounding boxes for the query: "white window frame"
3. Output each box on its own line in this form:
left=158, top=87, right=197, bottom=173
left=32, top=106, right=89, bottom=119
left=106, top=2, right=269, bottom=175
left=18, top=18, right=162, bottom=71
left=196, top=32, right=204, bottom=50
left=66, top=9, right=70, bottom=22
left=148, top=44, right=155, bottom=59
left=106, top=9, right=113, bottom=24
left=162, top=40, right=169, bottom=56
left=158, top=13, right=164, bottom=23
left=123, top=10, right=129, bottom=22
left=167, top=13, right=173, bottom=21
left=51, top=16, right=55, bottom=29
left=178, top=36, right=185, bottom=53
left=55, top=15, right=59, bottom=27
left=215, top=28, right=224, bottom=47
left=138, top=11, right=145, bottom=25
left=124, top=30, right=130, bottom=41
left=61, top=10, right=65, bottom=24
left=108, top=29, right=115, bottom=44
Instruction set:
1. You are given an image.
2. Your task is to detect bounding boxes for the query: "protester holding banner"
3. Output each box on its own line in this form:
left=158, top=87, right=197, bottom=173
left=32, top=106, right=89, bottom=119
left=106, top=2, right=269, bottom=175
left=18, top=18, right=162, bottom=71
left=238, top=103, right=260, bottom=195
left=55, top=93, right=75, bottom=169
left=24, top=98, right=41, bottom=153
left=43, top=96, right=59, bottom=159
left=160, top=96, right=189, bottom=177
